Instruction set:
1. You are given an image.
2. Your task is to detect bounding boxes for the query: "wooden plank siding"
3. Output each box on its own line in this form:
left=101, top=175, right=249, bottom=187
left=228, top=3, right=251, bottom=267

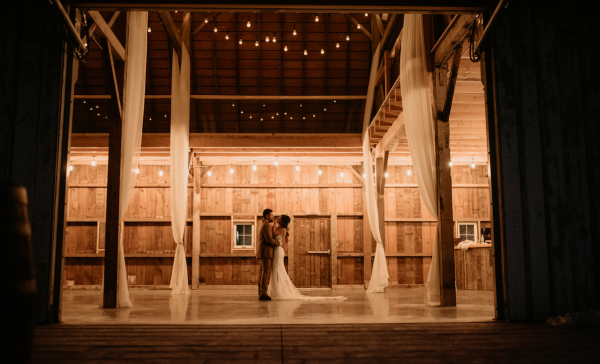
left=64, top=163, right=491, bottom=289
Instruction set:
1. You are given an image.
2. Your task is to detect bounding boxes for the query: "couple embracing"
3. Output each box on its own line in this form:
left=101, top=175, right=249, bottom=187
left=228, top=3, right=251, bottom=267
left=256, top=209, right=346, bottom=302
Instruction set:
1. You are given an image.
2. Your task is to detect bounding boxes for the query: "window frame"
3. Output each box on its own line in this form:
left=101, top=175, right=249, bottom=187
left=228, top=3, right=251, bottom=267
left=232, top=220, right=255, bottom=250
left=457, top=222, right=478, bottom=243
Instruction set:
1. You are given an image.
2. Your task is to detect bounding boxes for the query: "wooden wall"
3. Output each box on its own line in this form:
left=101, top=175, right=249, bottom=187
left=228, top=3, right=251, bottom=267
left=64, top=162, right=491, bottom=290
left=488, top=0, right=600, bottom=320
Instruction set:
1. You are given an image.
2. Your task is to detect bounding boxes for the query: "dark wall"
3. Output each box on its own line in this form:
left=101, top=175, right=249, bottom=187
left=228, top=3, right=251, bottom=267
left=489, top=0, right=600, bottom=320
left=0, top=1, right=68, bottom=324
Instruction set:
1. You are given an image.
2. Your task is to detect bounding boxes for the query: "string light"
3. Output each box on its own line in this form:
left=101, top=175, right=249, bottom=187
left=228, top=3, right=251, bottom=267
left=407, top=169, right=412, bottom=176
left=318, top=169, right=322, bottom=175
left=273, top=34, right=276, bottom=42
left=96, top=105, right=99, bottom=108
left=346, top=34, right=350, bottom=41
left=159, top=169, right=163, bottom=176
left=239, top=37, right=243, bottom=45
left=174, top=10, right=178, bottom=13
left=321, top=48, right=325, bottom=54
left=135, top=168, right=140, bottom=174
left=313, top=114, right=316, bottom=117
left=365, top=13, right=368, bottom=16
left=147, top=26, right=151, bottom=33
left=230, top=165, right=234, bottom=174
left=304, top=49, right=307, bottom=55
left=253, top=161, right=257, bottom=171
left=149, top=117, right=152, bottom=121
left=293, top=25, right=297, bottom=36
left=357, top=23, right=361, bottom=29
left=340, top=171, right=344, bottom=178
left=336, top=42, right=339, bottom=48
left=334, top=100, right=336, bottom=103
left=207, top=170, right=212, bottom=177
left=83, top=100, right=86, bottom=103
left=266, top=34, right=270, bottom=42
left=205, top=17, right=208, bottom=23
left=449, top=161, right=453, bottom=167
left=92, top=157, right=96, bottom=167
left=471, top=160, right=476, bottom=169
left=274, top=157, right=278, bottom=166
left=284, top=44, right=288, bottom=51
left=241, top=110, right=243, bottom=114
left=232, top=103, right=235, bottom=107
left=90, top=107, right=93, bottom=111
left=69, top=163, right=73, bottom=171
left=284, top=112, right=287, bottom=115
left=225, top=32, right=229, bottom=40
left=255, top=38, right=259, bottom=46
left=324, top=108, right=327, bottom=111
left=247, top=18, right=251, bottom=27
left=303, top=116, right=305, bottom=120
left=296, top=162, right=300, bottom=171
left=214, top=25, right=218, bottom=32
left=362, top=173, right=366, bottom=178
left=249, top=115, right=252, bottom=119
left=315, top=15, right=319, bottom=22
left=385, top=172, right=389, bottom=178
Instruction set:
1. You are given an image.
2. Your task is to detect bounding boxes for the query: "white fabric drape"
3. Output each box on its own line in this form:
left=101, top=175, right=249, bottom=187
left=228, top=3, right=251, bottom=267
left=362, top=44, right=389, bottom=294
left=169, top=45, right=191, bottom=295
left=115, top=11, right=149, bottom=308
left=400, top=14, right=441, bottom=305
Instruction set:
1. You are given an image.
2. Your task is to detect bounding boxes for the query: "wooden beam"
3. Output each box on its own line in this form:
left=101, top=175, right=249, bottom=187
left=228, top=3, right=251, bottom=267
left=389, top=29, right=403, bottom=59
left=379, top=14, right=398, bottom=49
left=73, top=94, right=367, bottom=100
left=191, top=156, right=201, bottom=289
left=192, top=12, right=218, bottom=37
left=371, top=16, right=380, bottom=57
left=87, top=11, right=125, bottom=61
left=442, top=42, right=465, bottom=121
left=375, top=153, right=388, bottom=249
left=158, top=11, right=182, bottom=59
left=84, top=11, right=120, bottom=47
left=375, top=14, right=385, bottom=36
left=345, top=14, right=372, bottom=41
left=107, top=41, right=122, bottom=117
left=330, top=212, right=338, bottom=286
left=375, top=112, right=405, bottom=158
left=432, top=14, right=476, bottom=65
left=345, top=165, right=364, bottom=183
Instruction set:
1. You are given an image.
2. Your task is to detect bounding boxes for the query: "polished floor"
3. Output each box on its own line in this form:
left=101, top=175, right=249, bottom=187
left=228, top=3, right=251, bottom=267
left=61, top=287, right=495, bottom=325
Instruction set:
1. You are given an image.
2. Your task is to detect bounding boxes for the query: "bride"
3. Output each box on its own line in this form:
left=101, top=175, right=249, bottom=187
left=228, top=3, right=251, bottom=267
left=267, top=215, right=346, bottom=301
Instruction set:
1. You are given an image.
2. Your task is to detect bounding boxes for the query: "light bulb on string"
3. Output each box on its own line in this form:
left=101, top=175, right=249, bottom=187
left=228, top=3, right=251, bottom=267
left=274, top=157, right=278, bottom=166
left=336, top=42, right=339, bottom=48
left=214, top=25, right=218, bottom=32
left=384, top=172, right=389, bottom=178
left=357, top=23, right=361, bottom=29
left=91, top=157, right=96, bottom=167
left=365, top=13, right=368, bottom=16
left=69, top=163, right=73, bottom=171
left=135, top=168, right=140, bottom=174
left=304, top=49, right=307, bottom=55
left=247, top=18, right=251, bottom=27
left=321, top=48, right=324, bottom=54
left=296, top=163, right=300, bottom=171
left=83, top=100, right=86, bottom=103
left=255, top=38, right=259, bottom=46
left=471, top=160, right=476, bottom=169
left=318, top=169, right=322, bottom=176
left=293, top=25, right=297, bottom=36
left=147, top=26, right=151, bottom=33
left=346, top=34, right=350, bottom=41
left=207, top=170, right=212, bottom=177
left=253, top=162, right=257, bottom=171
left=230, top=165, right=234, bottom=174
left=284, top=44, right=288, bottom=51
left=205, top=17, right=208, bottom=23
left=239, top=37, right=243, bottom=45
left=266, top=34, right=270, bottom=42
left=362, top=173, right=366, bottom=178
left=340, top=171, right=344, bottom=178
left=225, top=32, right=229, bottom=40
left=273, top=34, right=276, bottom=42
left=159, top=169, right=163, bottom=176
left=315, top=15, right=319, bottom=22
left=407, top=169, right=412, bottom=176
left=449, top=161, right=453, bottom=167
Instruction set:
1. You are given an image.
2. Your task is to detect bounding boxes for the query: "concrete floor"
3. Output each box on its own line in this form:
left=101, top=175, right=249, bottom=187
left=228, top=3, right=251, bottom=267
left=61, top=287, right=495, bottom=325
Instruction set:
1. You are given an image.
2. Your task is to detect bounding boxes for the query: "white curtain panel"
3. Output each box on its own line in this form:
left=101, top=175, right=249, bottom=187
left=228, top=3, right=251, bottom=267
left=400, top=14, right=441, bottom=305
left=362, top=44, right=389, bottom=294
left=115, top=11, right=148, bottom=308
left=169, top=45, right=191, bottom=295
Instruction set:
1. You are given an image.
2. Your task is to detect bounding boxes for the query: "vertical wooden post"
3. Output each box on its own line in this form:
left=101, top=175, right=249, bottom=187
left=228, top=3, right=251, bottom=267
left=330, top=212, right=338, bottom=287
left=384, top=50, right=390, bottom=95
left=362, top=163, right=372, bottom=287
left=375, top=151, right=389, bottom=248
left=191, top=156, right=201, bottom=289
left=288, top=214, right=295, bottom=282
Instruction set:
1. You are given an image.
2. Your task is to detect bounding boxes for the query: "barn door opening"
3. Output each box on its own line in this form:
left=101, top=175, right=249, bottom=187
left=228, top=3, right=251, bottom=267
left=293, top=217, right=331, bottom=288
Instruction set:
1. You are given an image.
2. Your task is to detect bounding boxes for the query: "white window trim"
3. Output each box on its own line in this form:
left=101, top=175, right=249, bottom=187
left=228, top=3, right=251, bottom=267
left=457, top=222, right=478, bottom=243
left=232, top=220, right=255, bottom=251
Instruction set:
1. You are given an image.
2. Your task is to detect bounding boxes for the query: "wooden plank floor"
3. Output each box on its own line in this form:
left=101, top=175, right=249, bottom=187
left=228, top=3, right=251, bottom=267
left=34, top=323, right=600, bottom=363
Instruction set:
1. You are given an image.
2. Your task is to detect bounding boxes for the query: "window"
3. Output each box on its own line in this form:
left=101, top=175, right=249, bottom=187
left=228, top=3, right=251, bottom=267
left=457, top=222, right=478, bottom=243
left=233, top=222, right=254, bottom=248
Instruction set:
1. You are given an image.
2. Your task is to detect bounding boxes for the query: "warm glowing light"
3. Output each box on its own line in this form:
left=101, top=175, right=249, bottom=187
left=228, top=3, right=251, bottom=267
left=207, top=170, right=212, bottom=176
left=255, top=39, right=259, bottom=46
left=315, top=15, right=319, bottom=22
left=346, top=34, right=350, bottom=41
left=91, top=158, right=96, bottom=167
left=205, top=17, right=208, bottom=23
left=69, top=164, right=73, bottom=171
left=147, top=26, right=151, bottom=33
left=340, top=172, right=344, bottom=178
left=407, top=169, right=412, bottom=176
left=362, top=173, right=366, bottom=178
left=135, top=168, right=140, bottom=174
left=313, top=114, right=316, bottom=117
left=471, top=162, right=476, bottom=169
left=83, top=100, right=86, bottom=103
left=385, top=172, right=389, bottom=178
left=449, top=161, right=453, bottom=167
left=318, top=169, right=322, bottom=175
left=336, top=42, right=339, bottom=48
left=214, top=26, right=218, bottom=32
left=284, top=44, right=288, bottom=51
left=225, top=32, right=229, bottom=40
left=293, top=27, right=297, bottom=36
left=274, top=157, right=278, bottom=166
left=230, top=167, right=234, bottom=174
left=365, top=13, right=368, bottom=16
left=239, top=37, right=243, bottom=45
left=357, top=23, right=361, bottom=29
left=321, top=48, right=324, bottom=54
left=247, top=19, right=251, bottom=27
left=232, top=103, right=235, bottom=107
left=89, top=107, right=92, bottom=110
left=273, top=35, right=276, bottom=42
left=304, top=49, right=307, bottom=55
left=266, top=35, right=270, bottom=42
left=96, top=105, right=99, bottom=108
left=253, top=163, right=257, bottom=171
left=159, top=170, right=163, bottom=176
left=249, top=115, right=252, bottom=119
left=296, top=164, right=300, bottom=171
left=241, top=110, right=243, bottom=114
left=324, top=108, right=327, bottom=111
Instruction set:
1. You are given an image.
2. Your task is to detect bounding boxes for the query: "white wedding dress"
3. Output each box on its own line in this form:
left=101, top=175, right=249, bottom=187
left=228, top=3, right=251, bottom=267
left=267, top=235, right=347, bottom=301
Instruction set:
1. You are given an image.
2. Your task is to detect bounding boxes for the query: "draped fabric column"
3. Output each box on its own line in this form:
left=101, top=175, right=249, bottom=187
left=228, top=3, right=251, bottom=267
left=116, top=11, right=149, bottom=308
left=400, top=14, right=441, bottom=305
left=169, top=45, right=191, bottom=295
left=362, top=44, right=389, bottom=294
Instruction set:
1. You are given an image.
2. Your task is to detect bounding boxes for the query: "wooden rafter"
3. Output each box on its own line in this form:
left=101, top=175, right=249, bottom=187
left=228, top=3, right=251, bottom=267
left=375, top=14, right=384, bottom=36
left=88, top=11, right=125, bottom=60
left=191, top=12, right=218, bottom=37
left=432, top=14, right=476, bottom=65
left=84, top=11, right=120, bottom=47
left=345, top=14, right=372, bottom=41
left=158, top=11, right=182, bottom=59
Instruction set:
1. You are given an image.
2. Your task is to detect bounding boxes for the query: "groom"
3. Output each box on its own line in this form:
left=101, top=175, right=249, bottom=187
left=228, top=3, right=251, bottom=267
left=256, top=209, right=281, bottom=301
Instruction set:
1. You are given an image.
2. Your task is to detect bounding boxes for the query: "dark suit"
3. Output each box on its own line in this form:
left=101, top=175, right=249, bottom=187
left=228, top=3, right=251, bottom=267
left=256, top=219, right=278, bottom=296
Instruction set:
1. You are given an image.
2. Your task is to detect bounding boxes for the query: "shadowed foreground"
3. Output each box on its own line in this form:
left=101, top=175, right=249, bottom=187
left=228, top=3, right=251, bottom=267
left=34, top=323, right=600, bottom=363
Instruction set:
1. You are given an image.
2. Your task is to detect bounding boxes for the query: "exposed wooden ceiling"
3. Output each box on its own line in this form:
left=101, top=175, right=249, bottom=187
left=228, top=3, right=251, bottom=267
left=74, top=11, right=379, bottom=134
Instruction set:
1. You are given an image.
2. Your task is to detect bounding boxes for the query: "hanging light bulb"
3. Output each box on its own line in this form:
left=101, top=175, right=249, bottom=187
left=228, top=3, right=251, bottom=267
left=266, top=34, right=270, bottom=42
left=232, top=103, right=235, bottom=107
left=334, top=100, right=337, bottom=103
left=365, top=13, right=368, bottom=16
left=255, top=38, right=259, bottom=46
left=284, top=44, right=288, bottom=51
left=449, top=161, right=453, bottom=167
left=83, top=100, right=86, bottom=103
left=284, top=112, right=287, bottom=115
left=205, top=17, right=208, bottom=23
left=273, top=34, right=277, bottom=42
left=385, top=172, right=389, bottom=178
left=313, top=114, right=315, bottom=117
left=293, top=25, right=297, bottom=36
left=315, top=15, right=319, bottom=22
left=207, top=170, right=212, bottom=177
left=407, top=169, right=412, bottom=176
left=303, top=116, right=305, bottom=120
left=362, top=172, right=366, bottom=178
left=324, top=108, right=327, bottom=111
left=241, top=110, right=244, bottom=114
left=249, top=115, right=252, bottom=119
left=336, top=42, right=339, bottom=48
left=230, top=165, right=234, bottom=174
left=214, top=25, right=218, bottom=32
left=91, top=157, right=96, bottom=167
left=471, top=160, right=476, bottom=169
left=90, top=107, right=93, bottom=111
left=147, top=26, right=151, bottom=33
left=304, top=49, right=307, bottom=55
left=69, top=163, right=73, bottom=171
left=253, top=162, right=257, bottom=171
left=357, top=23, right=361, bottom=29
left=300, top=104, right=302, bottom=107
left=135, top=168, right=140, bottom=174
left=340, top=171, right=344, bottom=178
left=174, top=10, right=178, bottom=13
left=247, top=18, right=251, bottom=27
left=321, top=48, right=325, bottom=54
left=346, top=34, right=350, bottom=41
left=274, top=157, right=278, bottom=166
left=225, top=32, right=229, bottom=40
left=159, top=169, right=163, bottom=176
left=239, top=37, right=243, bottom=45
left=296, top=163, right=300, bottom=171
left=318, top=169, right=322, bottom=175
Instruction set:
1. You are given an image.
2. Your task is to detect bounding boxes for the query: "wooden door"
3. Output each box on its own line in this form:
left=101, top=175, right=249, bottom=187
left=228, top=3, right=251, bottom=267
left=293, top=217, right=331, bottom=288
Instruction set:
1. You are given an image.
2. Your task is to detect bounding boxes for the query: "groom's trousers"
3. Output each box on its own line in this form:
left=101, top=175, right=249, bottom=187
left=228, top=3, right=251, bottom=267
left=258, top=258, right=272, bottom=297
